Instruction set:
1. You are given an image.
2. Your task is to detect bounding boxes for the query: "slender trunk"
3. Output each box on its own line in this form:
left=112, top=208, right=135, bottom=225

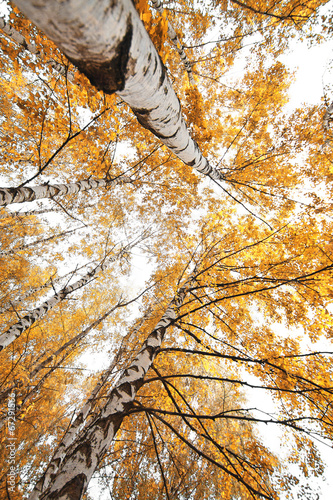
left=30, top=307, right=119, bottom=378
left=30, top=344, right=122, bottom=499
left=13, top=0, right=223, bottom=182
left=30, top=307, right=153, bottom=499
left=0, top=246, right=129, bottom=351
left=0, top=204, right=96, bottom=218
left=0, top=261, right=92, bottom=315
left=0, top=308, right=118, bottom=428
left=0, top=176, right=131, bottom=207
left=323, top=102, right=333, bottom=130
left=29, top=278, right=193, bottom=500
left=150, top=0, right=194, bottom=84
left=0, top=226, right=82, bottom=256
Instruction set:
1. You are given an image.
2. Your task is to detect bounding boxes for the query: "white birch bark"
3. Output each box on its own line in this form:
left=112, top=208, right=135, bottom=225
left=30, top=307, right=152, bottom=498
left=29, top=279, right=193, bottom=499
left=150, top=0, right=194, bottom=84
left=0, top=176, right=131, bottom=207
left=323, top=102, right=333, bottom=130
left=0, top=261, right=91, bottom=315
left=0, top=246, right=130, bottom=351
left=30, top=341, right=120, bottom=499
left=0, top=207, right=69, bottom=218
left=13, top=0, right=223, bottom=182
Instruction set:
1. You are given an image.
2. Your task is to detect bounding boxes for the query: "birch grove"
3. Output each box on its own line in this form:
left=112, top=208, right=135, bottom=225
left=1, top=0, right=333, bottom=499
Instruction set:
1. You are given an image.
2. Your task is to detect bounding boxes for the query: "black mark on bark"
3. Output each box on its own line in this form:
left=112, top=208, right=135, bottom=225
left=70, top=14, right=133, bottom=93
left=48, top=473, right=86, bottom=500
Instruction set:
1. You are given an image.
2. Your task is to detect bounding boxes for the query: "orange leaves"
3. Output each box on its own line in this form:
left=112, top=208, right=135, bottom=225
left=0, top=0, right=333, bottom=498
left=135, top=0, right=150, bottom=19
left=183, top=86, right=213, bottom=146
left=136, top=0, right=169, bottom=62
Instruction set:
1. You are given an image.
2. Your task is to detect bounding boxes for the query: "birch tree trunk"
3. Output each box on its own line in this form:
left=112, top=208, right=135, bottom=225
left=0, top=176, right=131, bottom=207
left=0, top=308, right=116, bottom=425
left=30, top=307, right=152, bottom=499
left=0, top=307, right=120, bottom=431
left=13, top=0, right=223, bottom=182
left=0, top=262, right=91, bottom=315
left=29, top=279, right=193, bottom=500
left=30, top=336, right=123, bottom=499
left=0, top=245, right=130, bottom=351
left=150, top=0, right=194, bottom=84
left=323, top=102, right=333, bottom=130
left=30, top=306, right=120, bottom=379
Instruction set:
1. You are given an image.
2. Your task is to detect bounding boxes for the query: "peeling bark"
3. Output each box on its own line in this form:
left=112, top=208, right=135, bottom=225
left=13, top=0, right=223, bottom=182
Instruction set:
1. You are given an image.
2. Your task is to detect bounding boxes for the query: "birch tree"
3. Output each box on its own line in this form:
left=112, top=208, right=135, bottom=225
left=0, top=242, right=135, bottom=351
left=29, top=274, right=195, bottom=500
left=26, top=220, right=333, bottom=499
left=149, top=0, right=194, bottom=83
left=13, top=0, right=223, bottom=182
left=1, top=0, right=333, bottom=499
left=0, top=15, right=74, bottom=79
left=0, top=176, right=132, bottom=207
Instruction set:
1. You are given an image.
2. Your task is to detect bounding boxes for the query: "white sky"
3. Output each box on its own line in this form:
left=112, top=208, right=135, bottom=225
left=282, top=40, right=333, bottom=109
left=0, top=0, right=8, bottom=18
left=261, top=32, right=333, bottom=500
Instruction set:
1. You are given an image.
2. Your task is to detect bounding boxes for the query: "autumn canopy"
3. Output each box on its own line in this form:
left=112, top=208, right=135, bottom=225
left=0, top=0, right=333, bottom=499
